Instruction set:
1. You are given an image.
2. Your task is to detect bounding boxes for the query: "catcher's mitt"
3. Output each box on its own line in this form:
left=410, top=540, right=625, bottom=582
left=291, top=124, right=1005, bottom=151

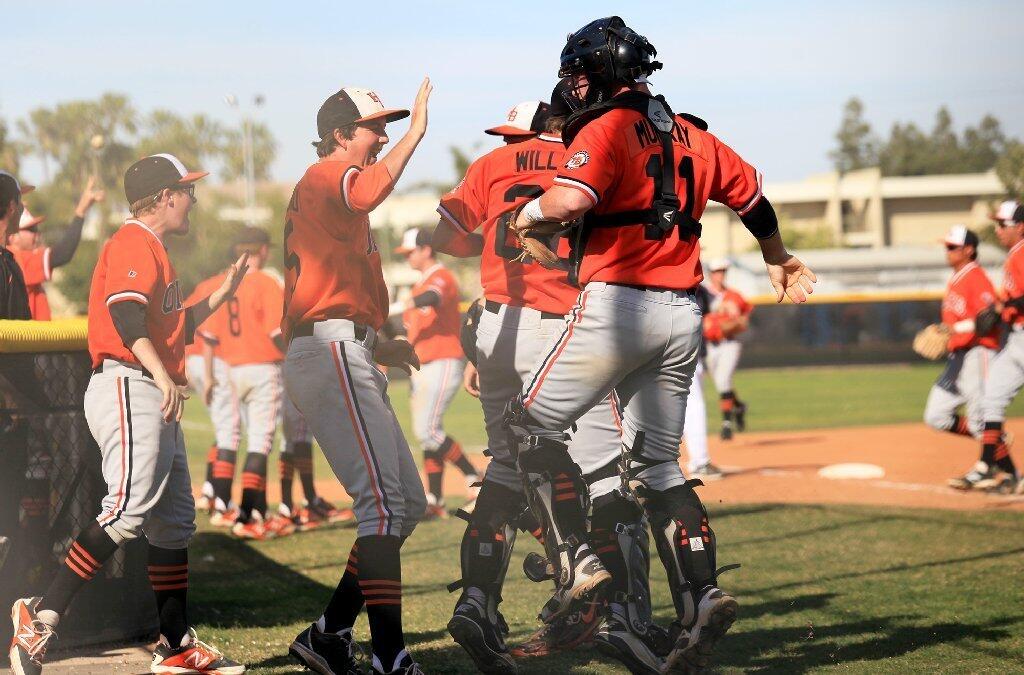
left=912, top=323, right=950, bottom=360
left=509, top=202, right=572, bottom=269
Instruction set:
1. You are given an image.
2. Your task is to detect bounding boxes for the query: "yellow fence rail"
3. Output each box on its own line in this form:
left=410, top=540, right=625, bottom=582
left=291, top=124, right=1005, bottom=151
left=0, top=317, right=89, bottom=353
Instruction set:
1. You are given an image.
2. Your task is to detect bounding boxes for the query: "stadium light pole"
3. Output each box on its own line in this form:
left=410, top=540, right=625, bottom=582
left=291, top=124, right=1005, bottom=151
left=225, top=94, right=265, bottom=226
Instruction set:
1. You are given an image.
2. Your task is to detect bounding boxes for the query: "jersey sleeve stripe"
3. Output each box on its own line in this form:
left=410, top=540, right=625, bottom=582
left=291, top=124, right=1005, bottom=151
left=553, top=175, right=600, bottom=205
left=436, top=205, right=472, bottom=235
left=106, top=291, right=148, bottom=306
left=341, top=166, right=361, bottom=211
left=736, top=170, right=764, bottom=216
left=269, top=327, right=283, bottom=338
left=43, top=247, right=53, bottom=281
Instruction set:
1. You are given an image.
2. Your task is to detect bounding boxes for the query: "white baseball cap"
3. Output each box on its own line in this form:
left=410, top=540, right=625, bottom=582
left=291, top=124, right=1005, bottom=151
left=18, top=207, right=45, bottom=230
left=316, top=87, right=410, bottom=140
left=940, top=224, right=979, bottom=247
left=708, top=258, right=731, bottom=272
left=485, top=101, right=550, bottom=137
left=993, top=200, right=1023, bottom=226
left=393, top=227, right=431, bottom=254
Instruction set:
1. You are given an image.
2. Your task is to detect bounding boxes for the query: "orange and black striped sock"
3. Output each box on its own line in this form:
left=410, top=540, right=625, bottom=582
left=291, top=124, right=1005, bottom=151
left=148, top=545, right=188, bottom=647
left=720, top=392, right=736, bottom=422
left=212, top=448, right=237, bottom=509
left=442, top=437, right=477, bottom=478
left=39, top=521, right=118, bottom=616
left=291, top=442, right=317, bottom=502
left=240, top=454, right=268, bottom=520
left=279, top=455, right=295, bottom=512
left=984, top=422, right=1019, bottom=476
left=424, top=449, right=444, bottom=502
left=203, top=444, right=218, bottom=485
left=516, top=508, right=545, bottom=545
left=949, top=414, right=972, bottom=437
left=356, top=535, right=405, bottom=667
left=322, top=542, right=363, bottom=633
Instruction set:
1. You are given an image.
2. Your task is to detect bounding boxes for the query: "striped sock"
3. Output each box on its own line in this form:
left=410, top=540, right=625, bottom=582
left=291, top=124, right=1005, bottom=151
left=981, top=423, right=1002, bottom=466
left=442, top=437, right=477, bottom=478
left=292, top=442, right=317, bottom=502
left=39, top=521, right=118, bottom=615
left=517, top=508, right=545, bottom=545
left=949, top=414, right=972, bottom=437
left=240, top=454, right=268, bottom=520
left=357, top=535, right=405, bottom=667
left=148, top=545, right=189, bottom=647
left=424, top=450, right=444, bottom=503
left=322, top=543, right=363, bottom=632
left=985, top=423, right=1019, bottom=477
left=212, top=448, right=237, bottom=509
left=203, top=444, right=218, bottom=485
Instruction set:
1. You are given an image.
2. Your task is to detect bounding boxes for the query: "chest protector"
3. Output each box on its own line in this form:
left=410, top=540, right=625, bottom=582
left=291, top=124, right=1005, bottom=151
left=561, top=92, right=707, bottom=287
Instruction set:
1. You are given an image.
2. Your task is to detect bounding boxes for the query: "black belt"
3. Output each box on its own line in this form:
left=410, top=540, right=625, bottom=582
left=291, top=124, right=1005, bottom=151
left=484, top=299, right=563, bottom=321
left=614, top=283, right=696, bottom=294
left=291, top=321, right=371, bottom=341
left=92, top=361, right=153, bottom=379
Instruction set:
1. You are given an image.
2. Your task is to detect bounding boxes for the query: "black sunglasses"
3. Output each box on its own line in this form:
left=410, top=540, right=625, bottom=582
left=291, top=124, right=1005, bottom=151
left=945, top=243, right=962, bottom=251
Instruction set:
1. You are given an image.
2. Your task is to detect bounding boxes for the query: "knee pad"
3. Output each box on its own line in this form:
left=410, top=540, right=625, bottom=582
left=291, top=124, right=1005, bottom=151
left=450, top=482, right=525, bottom=599
left=516, top=436, right=576, bottom=475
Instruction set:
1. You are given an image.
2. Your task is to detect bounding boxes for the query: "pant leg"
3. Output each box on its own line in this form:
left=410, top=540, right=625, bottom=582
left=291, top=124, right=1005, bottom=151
left=282, top=394, right=311, bottom=448
left=144, top=422, right=197, bottom=549
left=411, top=359, right=462, bottom=451
left=386, top=390, right=427, bottom=538
left=685, top=362, right=710, bottom=470
left=959, top=346, right=994, bottom=437
left=285, top=337, right=413, bottom=538
left=981, top=332, right=1024, bottom=424
left=237, top=364, right=283, bottom=458
left=213, top=359, right=241, bottom=451
left=709, top=340, right=740, bottom=392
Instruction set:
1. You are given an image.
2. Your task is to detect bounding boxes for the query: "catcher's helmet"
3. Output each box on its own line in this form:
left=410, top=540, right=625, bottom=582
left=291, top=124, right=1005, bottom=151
left=558, top=16, right=661, bottom=109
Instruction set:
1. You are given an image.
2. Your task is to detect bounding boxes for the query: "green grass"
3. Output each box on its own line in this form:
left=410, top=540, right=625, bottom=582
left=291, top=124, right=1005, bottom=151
left=185, top=503, right=1024, bottom=673
left=175, top=362, right=1024, bottom=673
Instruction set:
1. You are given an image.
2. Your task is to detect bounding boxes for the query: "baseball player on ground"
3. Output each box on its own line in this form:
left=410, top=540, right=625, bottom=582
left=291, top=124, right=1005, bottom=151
left=434, top=84, right=661, bottom=673
left=183, top=270, right=234, bottom=516
left=958, top=202, right=1024, bottom=493
left=7, top=176, right=104, bottom=320
left=507, top=17, right=817, bottom=673
left=9, top=153, right=248, bottom=675
left=703, top=259, right=752, bottom=440
left=283, top=81, right=430, bottom=675
left=914, top=226, right=1000, bottom=488
left=393, top=227, right=479, bottom=519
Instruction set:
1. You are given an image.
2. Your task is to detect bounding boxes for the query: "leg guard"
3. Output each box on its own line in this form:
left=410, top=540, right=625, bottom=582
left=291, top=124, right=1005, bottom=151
left=590, top=491, right=653, bottom=636
left=643, top=481, right=717, bottom=627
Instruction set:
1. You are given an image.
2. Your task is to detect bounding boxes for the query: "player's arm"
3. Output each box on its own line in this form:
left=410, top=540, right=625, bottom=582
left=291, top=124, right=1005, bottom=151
left=432, top=218, right=483, bottom=257
left=187, top=254, right=249, bottom=330
left=108, top=301, right=186, bottom=422
left=49, top=176, right=104, bottom=268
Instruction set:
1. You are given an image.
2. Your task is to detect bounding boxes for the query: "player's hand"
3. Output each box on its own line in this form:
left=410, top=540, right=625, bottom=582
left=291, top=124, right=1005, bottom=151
left=463, top=361, right=480, bottom=398
left=156, top=373, right=189, bottom=422
left=74, top=176, right=105, bottom=217
left=374, top=338, right=420, bottom=376
left=766, top=254, right=817, bottom=304
left=408, top=77, right=432, bottom=139
left=211, top=253, right=250, bottom=307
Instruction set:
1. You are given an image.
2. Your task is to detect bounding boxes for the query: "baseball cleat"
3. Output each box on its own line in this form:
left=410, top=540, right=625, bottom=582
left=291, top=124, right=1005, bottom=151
left=540, top=544, right=611, bottom=622
left=309, top=498, right=356, bottom=525
left=510, top=596, right=603, bottom=658
left=289, top=622, right=362, bottom=675
left=985, top=473, right=1023, bottom=495
left=662, top=587, right=738, bottom=673
left=372, top=649, right=424, bottom=674
left=947, top=461, right=999, bottom=490
left=231, top=513, right=268, bottom=540
left=209, top=508, right=239, bottom=528
left=448, top=596, right=517, bottom=673
left=264, top=514, right=297, bottom=538
left=719, top=422, right=733, bottom=441
left=196, top=495, right=212, bottom=514
left=9, top=597, right=54, bottom=675
left=422, top=503, right=449, bottom=521
left=689, top=463, right=724, bottom=481
left=594, top=615, right=663, bottom=674
left=734, top=403, right=747, bottom=432
left=150, top=628, right=244, bottom=674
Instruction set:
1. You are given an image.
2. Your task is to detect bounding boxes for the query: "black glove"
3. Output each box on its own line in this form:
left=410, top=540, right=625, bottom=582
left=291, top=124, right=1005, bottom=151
left=460, top=298, right=484, bottom=366
left=975, top=304, right=1000, bottom=335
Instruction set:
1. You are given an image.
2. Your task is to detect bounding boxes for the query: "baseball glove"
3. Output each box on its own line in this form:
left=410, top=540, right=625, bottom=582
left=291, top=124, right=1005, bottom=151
left=912, top=323, right=950, bottom=360
left=509, top=202, right=572, bottom=269
left=460, top=297, right=484, bottom=366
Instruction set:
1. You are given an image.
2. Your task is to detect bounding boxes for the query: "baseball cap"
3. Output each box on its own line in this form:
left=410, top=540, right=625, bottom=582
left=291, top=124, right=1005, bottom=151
left=485, top=101, right=550, bottom=137
left=708, top=258, right=731, bottom=272
left=0, top=170, right=34, bottom=198
left=394, top=227, right=432, bottom=254
left=992, top=200, right=1024, bottom=226
left=941, top=224, right=979, bottom=248
left=234, top=225, right=271, bottom=247
left=317, top=87, right=410, bottom=140
left=124, top=154, right=208, bottom=204
left=18, top=207, right=45, bottom=230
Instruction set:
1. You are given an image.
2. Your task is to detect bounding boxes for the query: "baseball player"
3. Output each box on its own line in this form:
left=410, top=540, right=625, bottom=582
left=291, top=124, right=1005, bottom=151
left=183, top=270, right=235, bottom=516
left=683, top=283, right=722, bottom=481
left=915, top=226, right=1000, bottom=487
left=283, top=81, right=430, bottom=675
left=508, top=17, right=817, bottom=673
left=704, top=259, right=753, bottom=440
left=434, top=85, right=660, bottom=673
left=9, top=153, right=247, bottom=675
left=0, top=171, right=33, bottom=320
left=957, top=201, right=1024, bottom=493
left=393, top=227, right=478, bottom=519
left=7, top=176, right=104, bottom=320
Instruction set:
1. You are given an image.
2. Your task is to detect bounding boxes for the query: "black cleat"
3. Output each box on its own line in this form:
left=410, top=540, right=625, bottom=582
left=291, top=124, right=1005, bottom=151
left=289, top=623, right=362, bottom=675
left=448, top=595, right=517, bottom=674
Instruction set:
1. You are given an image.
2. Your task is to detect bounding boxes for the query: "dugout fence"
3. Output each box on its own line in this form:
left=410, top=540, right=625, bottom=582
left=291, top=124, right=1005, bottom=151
left=0, top=318, right=157, bottom=657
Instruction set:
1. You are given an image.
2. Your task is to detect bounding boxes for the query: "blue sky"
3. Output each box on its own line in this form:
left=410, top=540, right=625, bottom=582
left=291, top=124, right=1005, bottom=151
left=6, top=1, right=1023, bottom=187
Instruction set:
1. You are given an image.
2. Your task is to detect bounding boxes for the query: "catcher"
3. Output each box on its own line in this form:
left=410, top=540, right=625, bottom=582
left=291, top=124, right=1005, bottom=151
left=916, top=226, right=1002, bottom=488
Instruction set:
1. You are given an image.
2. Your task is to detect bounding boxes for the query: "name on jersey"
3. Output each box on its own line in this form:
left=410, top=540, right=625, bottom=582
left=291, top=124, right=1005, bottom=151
left=634, top=117, right=691, bottom=150
left=515, top=150, right=559, bottom=173
left=162, top=279, right=183, bottom=315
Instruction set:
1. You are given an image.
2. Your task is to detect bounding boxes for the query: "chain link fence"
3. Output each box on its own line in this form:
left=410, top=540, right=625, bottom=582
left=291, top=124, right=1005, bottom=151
left=1, top=323, right=157, bottom=655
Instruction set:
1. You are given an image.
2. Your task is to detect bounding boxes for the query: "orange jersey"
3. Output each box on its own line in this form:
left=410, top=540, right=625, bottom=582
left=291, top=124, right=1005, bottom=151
left=555, top=103, right=762, bottom=289
left=283, top=160, right=394, bottom=337
left=438, top=134, right=580, bottom=315
left=943, top=262, right=999, bottom=351
left=1000, top=241, right=1024, bottom=326
left=183, top=272, right=226, bottom=358
left=87, top=220, right=187, bottom=384
left=402, top=264, right=463, bottom=363
left=203, top=269, right=284, bottom=366
left=11, top=247, right=52, bottom=320
left=710, top=287, right=753, bottom=318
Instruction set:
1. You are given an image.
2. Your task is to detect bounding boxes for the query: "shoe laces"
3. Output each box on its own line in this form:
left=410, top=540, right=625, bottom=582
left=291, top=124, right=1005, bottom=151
left=183, top=631, right=225, bottom=662
left=25, top=620, right=55, bottom=660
